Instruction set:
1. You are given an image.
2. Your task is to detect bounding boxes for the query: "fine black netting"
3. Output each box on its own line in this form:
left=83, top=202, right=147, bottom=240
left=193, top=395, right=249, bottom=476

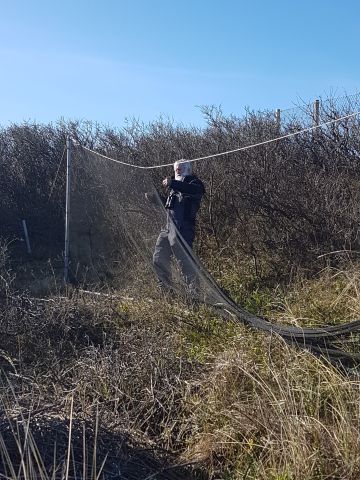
left=70, top=145, right=156, bottom=287
left=68, top=141, right=360, bottom=366
left=69, top=145, right=223, bottom=305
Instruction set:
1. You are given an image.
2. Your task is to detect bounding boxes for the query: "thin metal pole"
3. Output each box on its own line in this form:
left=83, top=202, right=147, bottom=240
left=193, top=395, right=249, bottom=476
left=21, top=219, right=32, bottom=254
left=64, top=136, right=71, bottom=283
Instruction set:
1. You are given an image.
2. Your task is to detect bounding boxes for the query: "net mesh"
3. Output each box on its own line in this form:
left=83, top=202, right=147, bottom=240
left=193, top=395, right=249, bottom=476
left=69, top=145, right=224, bottom=305
left=67, top=99, right=360, bottom=366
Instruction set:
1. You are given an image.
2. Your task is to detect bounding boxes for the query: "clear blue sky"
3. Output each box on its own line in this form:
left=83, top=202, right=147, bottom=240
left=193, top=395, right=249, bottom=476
left=1, top=0, right=359, bottom=128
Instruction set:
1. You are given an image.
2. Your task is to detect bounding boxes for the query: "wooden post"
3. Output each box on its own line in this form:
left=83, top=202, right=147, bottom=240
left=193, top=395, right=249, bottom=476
left=275, top=108, right=281, bottom=133
left=313, top=99, right=320, bottom=127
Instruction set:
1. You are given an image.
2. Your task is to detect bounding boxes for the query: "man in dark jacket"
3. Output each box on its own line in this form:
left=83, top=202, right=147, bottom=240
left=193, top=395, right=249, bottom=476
left=153, top=160, right=205, bottom=293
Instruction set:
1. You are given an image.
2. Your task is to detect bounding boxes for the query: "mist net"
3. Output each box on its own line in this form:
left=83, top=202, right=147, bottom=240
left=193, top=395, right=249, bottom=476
left=69, top=139, right=360, bottom=366
left=69, top=144, right=223, bottom=305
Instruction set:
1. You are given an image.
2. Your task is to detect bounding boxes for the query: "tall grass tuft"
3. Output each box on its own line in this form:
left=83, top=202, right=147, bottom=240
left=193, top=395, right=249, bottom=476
left=183, top=331, right=360, bottom=479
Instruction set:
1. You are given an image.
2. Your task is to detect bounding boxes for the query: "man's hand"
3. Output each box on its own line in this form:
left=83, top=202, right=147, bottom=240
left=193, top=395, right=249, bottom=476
left=162, top=177, right=170, bottom=187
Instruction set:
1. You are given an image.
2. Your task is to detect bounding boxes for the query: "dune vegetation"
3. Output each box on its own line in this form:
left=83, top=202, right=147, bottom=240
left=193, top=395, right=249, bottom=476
left=1, top=94, right=360, bottom=478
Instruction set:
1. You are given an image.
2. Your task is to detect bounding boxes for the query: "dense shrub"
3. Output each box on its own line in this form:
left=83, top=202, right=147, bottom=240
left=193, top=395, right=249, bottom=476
left=1, top=96, right=360, bottom=275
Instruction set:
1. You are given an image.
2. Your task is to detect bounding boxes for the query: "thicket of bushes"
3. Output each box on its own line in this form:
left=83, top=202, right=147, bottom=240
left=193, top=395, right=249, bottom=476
left=1, top=95, right=360, bottom=278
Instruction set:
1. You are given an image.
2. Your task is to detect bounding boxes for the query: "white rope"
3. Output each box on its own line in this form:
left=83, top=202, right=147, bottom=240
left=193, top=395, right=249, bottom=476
left=77, top=110, right=360, bottom=169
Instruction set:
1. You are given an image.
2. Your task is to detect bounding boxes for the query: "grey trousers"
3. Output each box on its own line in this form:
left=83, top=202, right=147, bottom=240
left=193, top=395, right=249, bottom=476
left=153, top=230, right=197, bottom=289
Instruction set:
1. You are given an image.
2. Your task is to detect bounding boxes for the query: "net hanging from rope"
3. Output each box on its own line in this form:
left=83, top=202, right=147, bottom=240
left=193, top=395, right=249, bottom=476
left=68, top=111, right=360, bottom=367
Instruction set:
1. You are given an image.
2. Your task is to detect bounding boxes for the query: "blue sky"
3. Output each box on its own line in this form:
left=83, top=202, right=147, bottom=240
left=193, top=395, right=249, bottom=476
left=1, top=0, right=359, bottom=128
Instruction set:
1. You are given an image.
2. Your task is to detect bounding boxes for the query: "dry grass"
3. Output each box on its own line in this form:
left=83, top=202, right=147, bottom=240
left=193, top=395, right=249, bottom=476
left=275, top=264, right=360, bottom=327
left=0, top=386, right=192, bottom=479
left=182, top=331, right=360, bottom=479
left=0, top=283, right=207, bottom=478
left=1, top=253, right=360, bottom=479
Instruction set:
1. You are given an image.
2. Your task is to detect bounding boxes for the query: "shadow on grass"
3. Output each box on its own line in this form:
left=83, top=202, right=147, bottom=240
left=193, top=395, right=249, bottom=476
left=0, top=413, right=205, bottom=480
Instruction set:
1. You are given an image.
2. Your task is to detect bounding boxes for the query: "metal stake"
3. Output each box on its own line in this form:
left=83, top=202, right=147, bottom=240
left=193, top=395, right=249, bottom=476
left=21, top=219, right=31, bottom=254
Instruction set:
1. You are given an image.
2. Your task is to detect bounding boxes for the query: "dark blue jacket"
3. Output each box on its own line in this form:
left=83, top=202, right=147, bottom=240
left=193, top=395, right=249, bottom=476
left=165, top=175, right=205, bottom=246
